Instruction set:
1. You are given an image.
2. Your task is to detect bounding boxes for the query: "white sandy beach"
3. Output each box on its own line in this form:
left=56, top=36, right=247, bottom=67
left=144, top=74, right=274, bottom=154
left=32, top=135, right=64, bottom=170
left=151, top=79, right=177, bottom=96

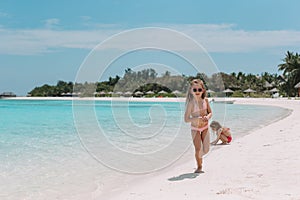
left=107, top=98, right=300, bottom=200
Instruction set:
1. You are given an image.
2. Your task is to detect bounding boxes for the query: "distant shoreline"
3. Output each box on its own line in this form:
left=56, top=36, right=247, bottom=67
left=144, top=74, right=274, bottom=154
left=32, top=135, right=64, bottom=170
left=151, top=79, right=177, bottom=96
left=1, top=96, right=186, bottom=102
left=1, top=96, right=297, bottom=103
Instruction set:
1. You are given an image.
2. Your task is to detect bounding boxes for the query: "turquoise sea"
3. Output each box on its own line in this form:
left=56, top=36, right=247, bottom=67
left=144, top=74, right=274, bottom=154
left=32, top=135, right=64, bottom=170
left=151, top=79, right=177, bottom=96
left=0, top=99, right=290, bottom=199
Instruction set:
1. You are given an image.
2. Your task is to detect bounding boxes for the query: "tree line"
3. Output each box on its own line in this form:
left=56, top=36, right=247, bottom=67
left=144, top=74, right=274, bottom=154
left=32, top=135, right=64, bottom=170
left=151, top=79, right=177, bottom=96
left=28, top=51, right=300, bottom=97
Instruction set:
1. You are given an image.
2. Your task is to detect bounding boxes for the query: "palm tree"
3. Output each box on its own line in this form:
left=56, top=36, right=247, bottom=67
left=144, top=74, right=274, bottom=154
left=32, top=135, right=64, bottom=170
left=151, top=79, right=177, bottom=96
left=278, top=51, right=300, bottom=96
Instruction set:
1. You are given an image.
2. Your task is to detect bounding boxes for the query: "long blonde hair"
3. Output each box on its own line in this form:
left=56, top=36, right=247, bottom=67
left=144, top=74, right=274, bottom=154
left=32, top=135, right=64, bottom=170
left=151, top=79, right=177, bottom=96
left=210, top=121, right=222, bottom=131
left=185, top=79, right=207, bottom=106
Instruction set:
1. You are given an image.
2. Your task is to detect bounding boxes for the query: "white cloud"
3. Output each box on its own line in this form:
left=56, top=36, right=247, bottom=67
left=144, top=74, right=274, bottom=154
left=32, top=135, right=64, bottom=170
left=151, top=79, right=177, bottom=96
left=0, top=28, right=122, bottom=55
left=0, top=24, right=300, bottom=55
left=169, top=24, right=300, bottom=53
left=43, top=18, right=60, bottom=29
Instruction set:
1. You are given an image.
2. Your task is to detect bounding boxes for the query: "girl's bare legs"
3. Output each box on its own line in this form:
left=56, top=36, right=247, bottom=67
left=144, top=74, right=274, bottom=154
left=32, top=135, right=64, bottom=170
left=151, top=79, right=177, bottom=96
left=201, top=129, right=210, bottom=156
left=192, top=129, right=210, bottom=173
left=220, top=134, right=228, bottom=144
left=192, top=131, right=202, bottom=172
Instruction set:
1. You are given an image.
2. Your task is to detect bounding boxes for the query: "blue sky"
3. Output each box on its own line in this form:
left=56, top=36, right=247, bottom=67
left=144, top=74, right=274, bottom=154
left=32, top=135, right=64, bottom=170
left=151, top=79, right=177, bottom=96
left=1, top=0, right=300, bottom=95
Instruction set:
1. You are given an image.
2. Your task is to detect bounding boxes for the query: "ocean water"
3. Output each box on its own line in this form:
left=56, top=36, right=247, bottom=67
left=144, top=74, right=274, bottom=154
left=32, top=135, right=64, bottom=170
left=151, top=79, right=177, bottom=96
left=0, top=99, right=290, bottom=199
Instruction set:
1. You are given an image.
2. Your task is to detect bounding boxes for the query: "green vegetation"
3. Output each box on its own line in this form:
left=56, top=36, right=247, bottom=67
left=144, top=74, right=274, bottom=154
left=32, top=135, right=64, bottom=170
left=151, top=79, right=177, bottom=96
left=29, top=81, right=74, bottom=97
left=28, top=51, right=300, bottom=98
left=278, top=51, right=300, bottom=97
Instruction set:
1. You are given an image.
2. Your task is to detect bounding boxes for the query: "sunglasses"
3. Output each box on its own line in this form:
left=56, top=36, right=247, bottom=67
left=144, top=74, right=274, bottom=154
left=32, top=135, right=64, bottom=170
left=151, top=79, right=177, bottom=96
left=192, top=88, right=203, bottom=92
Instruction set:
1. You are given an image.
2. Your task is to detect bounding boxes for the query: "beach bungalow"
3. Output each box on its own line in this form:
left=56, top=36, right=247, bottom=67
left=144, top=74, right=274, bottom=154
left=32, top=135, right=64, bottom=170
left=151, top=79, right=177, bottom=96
left=269, top=88, right=279, bottom=93
left=124, top=91, right=133, bottom=97
left=134, top=91, right=143, bottom=97
left=295, top=82, right=300, bottom=97
left=269, top=88, right=280, bottom=98
left=243, top=88, right=256, bottom=93
left=158, top=90, right=167, bottom=94
left=158, top=90, right=167, bottom=97
left=71, top=92, right=79, bottom=97
left=222, top=89, right=234, bottom=97
left=94, top=91, right=106, bottom=97
left=171, top=90, right=181, bottom=94
left=60, top=92, right=72, bottom=97
left=171, top=90, right=182, bottom=97
left=115, top=91, right=123, bottom=97
left=206, top=89, right=215, bottom=97
left=146, top=91, right=154, bottom=95
left=243, top=88, right=256, bottom=97
left=264, top=81, right=273, bottom=90
left=0, top=92, right=16, bottom=98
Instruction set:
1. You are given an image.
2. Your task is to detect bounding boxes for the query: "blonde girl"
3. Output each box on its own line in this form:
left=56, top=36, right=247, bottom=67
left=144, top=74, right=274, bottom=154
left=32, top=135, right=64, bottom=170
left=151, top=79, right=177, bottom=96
left=210, top=121, right=232, bottom=145
left=184, top=79, right=212, bottom=173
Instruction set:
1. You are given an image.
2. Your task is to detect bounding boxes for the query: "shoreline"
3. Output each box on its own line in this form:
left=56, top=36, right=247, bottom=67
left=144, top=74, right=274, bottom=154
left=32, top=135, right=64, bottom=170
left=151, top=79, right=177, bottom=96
left=107, top=98, right=300, bottom=200
left=2, top=96, right=298, bottom=102
left=1, top=96, right=187, bottom=102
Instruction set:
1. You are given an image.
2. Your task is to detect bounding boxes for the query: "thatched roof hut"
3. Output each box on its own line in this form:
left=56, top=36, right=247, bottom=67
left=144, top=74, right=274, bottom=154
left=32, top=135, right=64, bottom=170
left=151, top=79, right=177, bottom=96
left=295, top=82, right=300, bottom=97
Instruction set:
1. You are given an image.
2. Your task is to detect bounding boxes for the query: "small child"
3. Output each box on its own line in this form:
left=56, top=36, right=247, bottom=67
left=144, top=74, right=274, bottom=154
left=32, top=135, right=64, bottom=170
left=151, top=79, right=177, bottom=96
left=210, top=121, right=232, bottom=145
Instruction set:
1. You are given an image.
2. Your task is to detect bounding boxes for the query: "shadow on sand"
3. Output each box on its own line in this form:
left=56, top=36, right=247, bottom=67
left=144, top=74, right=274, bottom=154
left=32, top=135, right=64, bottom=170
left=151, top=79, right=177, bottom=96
left=168, top=172, right=203, bottom=182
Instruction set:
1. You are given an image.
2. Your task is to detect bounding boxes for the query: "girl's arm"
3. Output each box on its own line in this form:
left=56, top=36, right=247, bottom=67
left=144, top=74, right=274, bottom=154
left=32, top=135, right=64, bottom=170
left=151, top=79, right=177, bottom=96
left=211, top=131, right=221, bottom=145
left=204, top=98, right=212, bottom=121
left=184, top=102, right=198, bottom=123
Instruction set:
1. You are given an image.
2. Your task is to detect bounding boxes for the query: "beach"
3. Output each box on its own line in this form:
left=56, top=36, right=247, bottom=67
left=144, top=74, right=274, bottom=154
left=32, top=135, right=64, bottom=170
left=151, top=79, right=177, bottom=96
left=2, top=1, right=300, bottom=199
left=108, top=98, right=300, bottom=200
left=1, top=97, right=300, bottom=199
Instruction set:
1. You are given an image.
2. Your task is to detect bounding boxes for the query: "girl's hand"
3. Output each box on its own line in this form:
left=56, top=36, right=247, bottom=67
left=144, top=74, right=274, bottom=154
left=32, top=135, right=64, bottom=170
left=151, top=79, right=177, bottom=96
left=203, top=116, right=209, bottom=122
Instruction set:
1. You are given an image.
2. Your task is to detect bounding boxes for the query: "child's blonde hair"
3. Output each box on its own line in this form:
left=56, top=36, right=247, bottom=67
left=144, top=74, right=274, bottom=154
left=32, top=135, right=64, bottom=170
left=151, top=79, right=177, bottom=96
left=185, top=79, right=207, bottom=105
left=210, top=121, right=222, bottom=131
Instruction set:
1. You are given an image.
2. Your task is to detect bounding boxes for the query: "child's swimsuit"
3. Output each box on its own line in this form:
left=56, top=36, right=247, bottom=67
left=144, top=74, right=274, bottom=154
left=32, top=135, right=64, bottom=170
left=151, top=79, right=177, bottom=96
left=226, top=135, right=232, bottom=143
left=191, top=99, right=208, bottom=133
left=221, top=128, right=232, bottom=143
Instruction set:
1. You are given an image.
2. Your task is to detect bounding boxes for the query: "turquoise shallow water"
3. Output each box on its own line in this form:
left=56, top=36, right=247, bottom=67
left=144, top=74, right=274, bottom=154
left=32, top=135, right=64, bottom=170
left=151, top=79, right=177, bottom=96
left=0, top=99, right=290, bottom=199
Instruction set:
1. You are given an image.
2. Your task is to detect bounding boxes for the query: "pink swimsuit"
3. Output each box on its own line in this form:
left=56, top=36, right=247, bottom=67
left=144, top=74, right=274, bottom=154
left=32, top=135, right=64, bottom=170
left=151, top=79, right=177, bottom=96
left=191, top=99, right=209, bottom=133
